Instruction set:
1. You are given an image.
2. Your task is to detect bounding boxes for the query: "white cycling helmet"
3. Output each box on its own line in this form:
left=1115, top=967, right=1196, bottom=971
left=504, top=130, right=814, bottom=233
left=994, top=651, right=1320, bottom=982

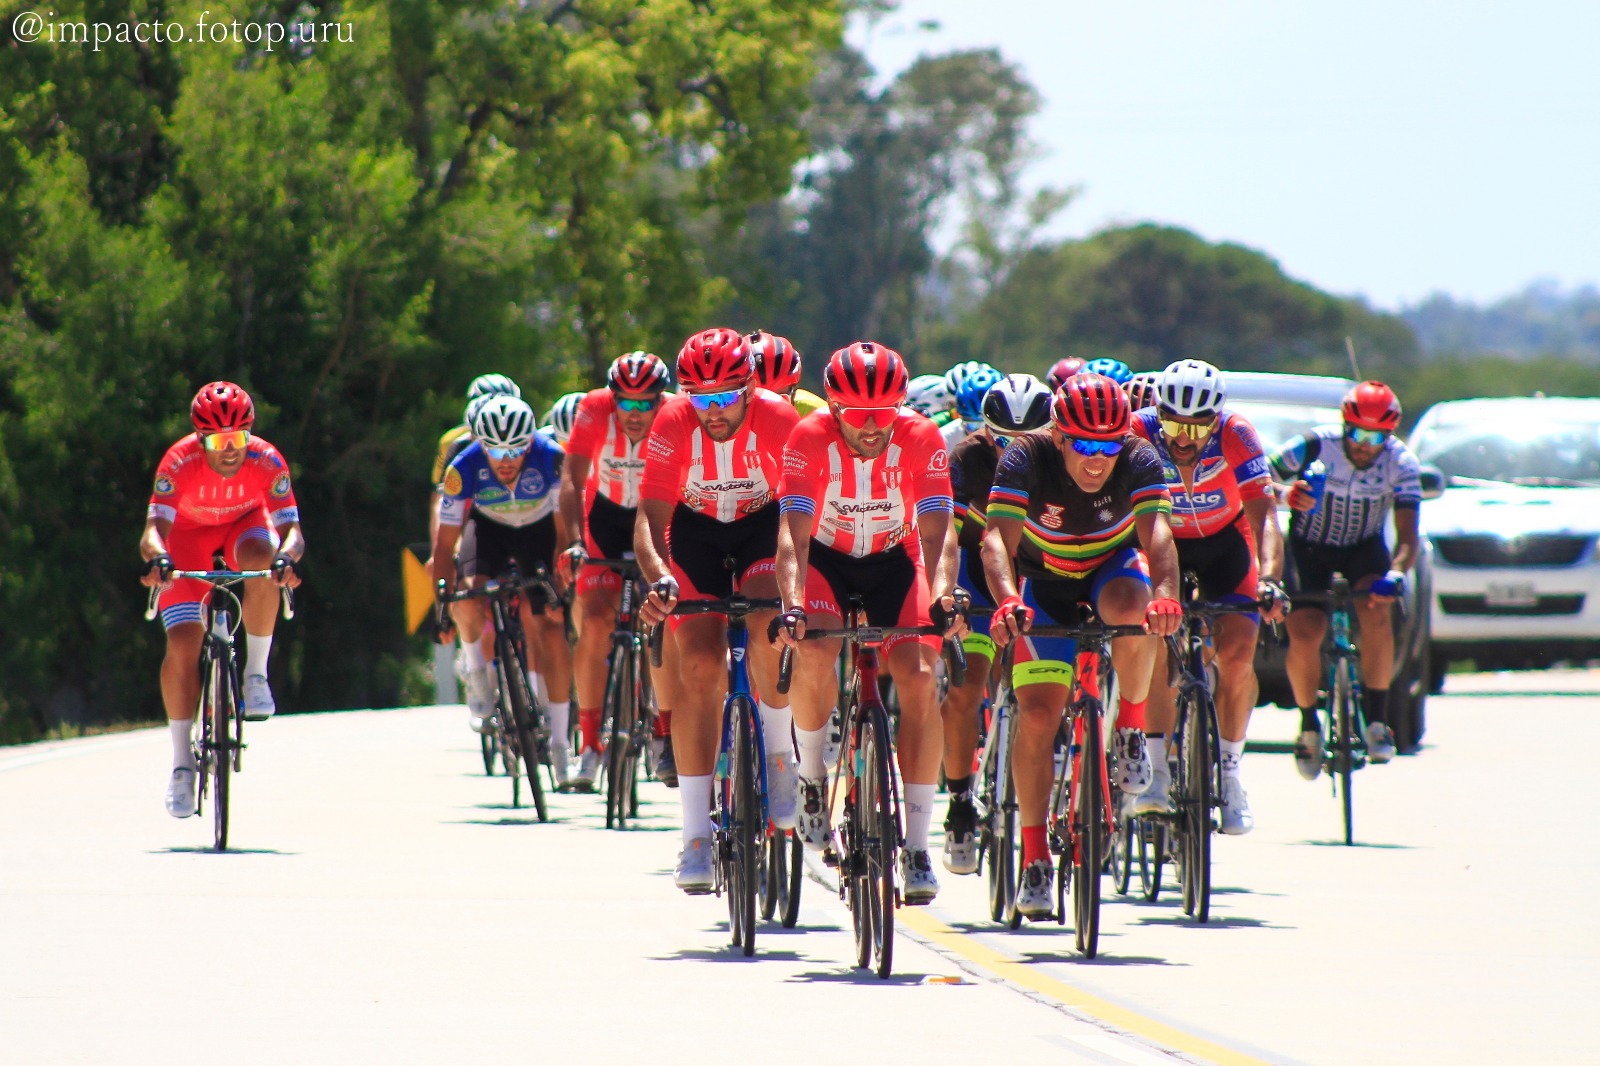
left=981, top=374, right=1052, bottom=435
left=942, top=360, right=995, bottom=398
left=906, top=375, right=953, bottom=417
left=1157, top=359, right=1227, bottom=419
left=472, top=395, right=537, bottom=451
left=467, top=373, right=521, bottom=401
left=541, top=391, right=584, bottom=445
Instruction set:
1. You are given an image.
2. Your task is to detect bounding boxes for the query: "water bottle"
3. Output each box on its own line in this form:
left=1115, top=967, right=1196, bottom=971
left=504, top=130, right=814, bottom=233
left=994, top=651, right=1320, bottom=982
left=1302, top=459, right=1327, bottom=514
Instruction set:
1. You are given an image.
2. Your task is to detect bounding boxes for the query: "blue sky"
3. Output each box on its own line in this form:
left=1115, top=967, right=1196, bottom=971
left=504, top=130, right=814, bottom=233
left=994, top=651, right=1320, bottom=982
left=850, top=1, right=1600, bottom=310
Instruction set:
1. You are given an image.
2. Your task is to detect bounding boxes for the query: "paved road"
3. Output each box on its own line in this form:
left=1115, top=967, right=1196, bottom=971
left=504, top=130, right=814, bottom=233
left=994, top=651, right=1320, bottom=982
left=3, top=671, right=1597, bottom=1065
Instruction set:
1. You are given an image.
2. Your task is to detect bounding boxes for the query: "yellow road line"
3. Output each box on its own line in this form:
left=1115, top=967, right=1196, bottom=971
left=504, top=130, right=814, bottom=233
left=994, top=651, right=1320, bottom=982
left=895, top=907, right=1274, bottom=1066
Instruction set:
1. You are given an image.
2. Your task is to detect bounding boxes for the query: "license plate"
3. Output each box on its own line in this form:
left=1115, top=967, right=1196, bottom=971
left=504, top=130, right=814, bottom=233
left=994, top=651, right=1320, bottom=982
left=1485, top=582, right=1537, bottom=607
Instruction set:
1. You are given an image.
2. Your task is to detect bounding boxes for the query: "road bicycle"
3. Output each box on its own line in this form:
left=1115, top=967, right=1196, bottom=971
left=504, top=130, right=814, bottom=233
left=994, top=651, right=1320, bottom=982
left=145, top=569, right=294, bottom=852
left=650, top=569, right=785, bottom=957
left=1291, top=573, right=1371, bottom=846
left=438, top=565, right=564, bottom=822
left=976, top=676, right=1020, bottom=924
left=587, top=557, right=656, bottom=829
left=777, top=599, right=965, bottom=979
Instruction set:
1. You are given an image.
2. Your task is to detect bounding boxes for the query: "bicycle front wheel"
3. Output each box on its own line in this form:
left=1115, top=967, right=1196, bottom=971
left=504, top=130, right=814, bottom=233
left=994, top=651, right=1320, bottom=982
left=1178, top=687, right=1215, bottom=922
left=983, top=699, right=1020, bottom=924
left=209, top=648, right=234, bottom=852
left=1332, top=657, right=1358, bottom=846
left=499, top=648, right=548, bottom=823
left=604, top=647, right=638, bottom=830
left=725, top=695, right=760, bottom=956
left=1073, top=707, right=1107, bottom=958
left=857, top=705, right=898, bottom=978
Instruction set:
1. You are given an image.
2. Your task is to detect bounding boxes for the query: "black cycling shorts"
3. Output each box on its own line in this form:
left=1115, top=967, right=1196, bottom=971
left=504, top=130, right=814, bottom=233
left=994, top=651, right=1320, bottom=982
left=585, top=493, right=636, bottom=561
left=1287, top=534, right=1391, bottom=596
left=460, top=515, right=559, bottom=607
left=1175, top=511, right=1258, bottom=605
left=668, top=502, right=780, bottom=601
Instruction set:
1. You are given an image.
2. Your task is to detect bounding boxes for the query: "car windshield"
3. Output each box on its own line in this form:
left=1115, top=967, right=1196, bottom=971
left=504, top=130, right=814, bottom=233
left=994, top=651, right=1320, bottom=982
left=1226, top=401, right=1342, bottom=452
left=1412, top=419, right=1600, bottom=486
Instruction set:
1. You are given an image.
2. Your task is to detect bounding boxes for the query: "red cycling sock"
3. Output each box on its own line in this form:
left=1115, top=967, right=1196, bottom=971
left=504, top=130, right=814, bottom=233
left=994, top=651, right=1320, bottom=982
left=1022, top=824, right=1050, bottom=866
left=579, top=708, right=602, bottom=753
left=1118, top=697, right=1147, bottom=732
left=653, top=709, right=672, bottom=739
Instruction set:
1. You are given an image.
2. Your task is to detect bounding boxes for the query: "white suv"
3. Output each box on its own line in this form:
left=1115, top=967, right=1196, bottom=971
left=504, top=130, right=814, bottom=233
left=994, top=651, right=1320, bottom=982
left=1409, top=395, right=1600, bottom=675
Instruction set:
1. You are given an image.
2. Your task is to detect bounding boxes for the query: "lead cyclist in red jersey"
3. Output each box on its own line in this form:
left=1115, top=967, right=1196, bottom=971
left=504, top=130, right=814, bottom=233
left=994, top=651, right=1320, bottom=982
left=772, top=342, right=962, bottom=904
left=138, top=382, right=305, bottom=819
left=556, top=351, right=683, bottom=789
left=1129, top=359, right=1286, bottom=834
left=635, top=328, right=801, bottom=893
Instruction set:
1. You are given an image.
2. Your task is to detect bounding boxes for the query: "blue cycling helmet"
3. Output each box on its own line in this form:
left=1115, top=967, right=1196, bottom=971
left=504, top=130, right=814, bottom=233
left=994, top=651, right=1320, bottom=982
left=954, top=365, right=1005, bottom=422
left=1084, top=357, right=1132, bottom=385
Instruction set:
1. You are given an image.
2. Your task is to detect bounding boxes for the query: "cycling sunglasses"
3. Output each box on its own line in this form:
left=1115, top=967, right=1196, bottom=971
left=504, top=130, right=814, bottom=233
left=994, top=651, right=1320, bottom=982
left=837, top=406, right=899, bottom=430
left=202, top=429, right=251, bottom=452
left=687, top=388, right=745, bottom=411
left=1159, top=416, right=1216, bottom=442
left=616, top=397, right=659, bottom=413
left=1345, top=426, right=1390, bottom=446
left=992, top=431, right=1018, bottom=450
left=485, top=444, right=528, bottom=461
left=1067, top=437, right=1123, bottom=457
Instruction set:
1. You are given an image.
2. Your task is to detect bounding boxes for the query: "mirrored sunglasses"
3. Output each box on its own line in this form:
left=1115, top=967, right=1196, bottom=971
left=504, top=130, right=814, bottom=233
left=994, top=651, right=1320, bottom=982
left=837, top=406, right=900, bottom=430
left=616, top=397, right=659, bottom=413
left=1345, top=426, right=1390, bottom=446
left=202, top=429, right=251, bottom=452
left=1068, top=437, right=1124, bottom=457
left=687, top=388, right=744, bottom=411
left=485, top=444, right=528, bottom=461
left=1159, top=416, right=1215, bottom=442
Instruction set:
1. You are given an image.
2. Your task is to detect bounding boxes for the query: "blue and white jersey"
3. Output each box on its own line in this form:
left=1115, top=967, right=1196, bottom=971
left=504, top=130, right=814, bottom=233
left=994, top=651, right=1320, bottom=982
left=1270, top=425, right=1421, bottom=547
left=439, top=436, right=564, bottom=529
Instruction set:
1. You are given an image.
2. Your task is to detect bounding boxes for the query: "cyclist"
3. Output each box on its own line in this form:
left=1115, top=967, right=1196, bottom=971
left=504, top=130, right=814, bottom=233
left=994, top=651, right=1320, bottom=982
left=542, top=392, right=584, bottom=447
left=635, top=327, right=801, bottom=894
left=1128, top=360, right=1286, bottom=834
left=943, top=361, right=997, bottom=408
left=556, top=352, right=681, bottom=791
left=1271, top=380, right=1421, bottom=771
left=749, top=330, right=825, bottom=417
left=431, top=396, right=573, bottom=783
left=1046, top=357, right=1085, bottom=392
left=139, top=382, right=306, bottom=818
left=1124, top=371, right=1160, bottom=412
left=943, top=364, right=1005, bottom=450
left=907, top=374, right=957, bottom=426
left=1084, top=357, right=1133, bottom=385
left=940, top=372, right=1052, bottom=874
left=772, top=342, right=960, bottom=903
left=980, top=373, right=1181, bottom=919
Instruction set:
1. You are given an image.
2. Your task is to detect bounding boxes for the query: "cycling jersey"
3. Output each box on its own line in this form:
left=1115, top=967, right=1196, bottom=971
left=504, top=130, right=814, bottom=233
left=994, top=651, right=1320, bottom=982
left=432, top=424, right=472, bottom=484
left=640, top=391, right=799, bottom=523
left=987, top=431, right=1172, bottom=581
left=565, top=388, right=661, bottom=509
left=941, top=417, right=977, bottom=452
left=791, top=388, right=827, bottom=418
left=949, top=433, right=1001, bottom=552
left=148, top=435, right=300, bottom=529
left=1129, top=409, right=1273, bottom=539
left=439, top=436, right=564, bottom=528
left=778, top=411, right=952, bottom=560
left=1269, top=426, right=1421, bottom=548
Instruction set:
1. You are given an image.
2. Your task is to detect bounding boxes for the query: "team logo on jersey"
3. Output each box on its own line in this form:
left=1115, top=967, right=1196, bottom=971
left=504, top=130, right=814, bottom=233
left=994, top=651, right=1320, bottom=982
left=929, top=449, right=949, bottom=473
left=1097, top=508, right=1116, bottom=524
left=519, top=469, right=547, bottom=496
left=154, top=476, right=174, bottom=496
left=270, top=472, right=291, bottom=498
left=1040, top=504, right=1065, bottom=530
left=783, top=449, right=808, bottom=475
left=442, top=467, right=464, bottom=497
left=884, top=467, right=902, bottom=489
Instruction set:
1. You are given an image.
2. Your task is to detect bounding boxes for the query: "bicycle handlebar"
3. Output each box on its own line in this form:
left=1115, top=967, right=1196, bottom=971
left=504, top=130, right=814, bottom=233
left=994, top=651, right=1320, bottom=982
left=646, top=595, right=785, bottom=668
left=143, top=570, right=294, bottom=622
left=435, top=567, right=563, bottom=605
left=775, top=625, right=967, bottom=695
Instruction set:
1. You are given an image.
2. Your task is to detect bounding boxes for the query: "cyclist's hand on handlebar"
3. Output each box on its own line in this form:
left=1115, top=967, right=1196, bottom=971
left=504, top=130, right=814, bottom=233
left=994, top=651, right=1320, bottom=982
left=140, top=552, right=174, bottom=590
left=433, top=601, right=457, bottom=644
left=1258, top=578, right=1289, bottom=623
left=768, top=607, right=807, bottom=649
left=640, top=576, right=678, bottom=627
left=272, top=553, right=303, bottom=589
left=991, top=594, right=1032, bottom=648
left=1366, top=569, right=1404, bottom=606
left=556, top=542, right=587, bottom=588
left=1144, top=596, right=1183, bottom=637
left=930, top=593, right=968, bottom=641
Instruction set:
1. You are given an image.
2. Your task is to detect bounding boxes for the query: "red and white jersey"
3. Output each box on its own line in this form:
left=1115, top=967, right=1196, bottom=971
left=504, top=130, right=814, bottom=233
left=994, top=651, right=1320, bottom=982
left=1130, top=409, right=1273, bottom=539
left=778, top=411, right=953, bottom=559
left=565, top=388, right=670, bottom=510
left=640, top=389, right=800, bottom=523
left=147, top=435, right=300, bottom=529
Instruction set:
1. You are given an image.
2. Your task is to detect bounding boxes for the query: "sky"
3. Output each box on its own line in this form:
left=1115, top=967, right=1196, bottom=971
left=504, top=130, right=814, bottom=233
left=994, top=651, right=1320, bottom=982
left=849, top=1, right=1600, bottom=310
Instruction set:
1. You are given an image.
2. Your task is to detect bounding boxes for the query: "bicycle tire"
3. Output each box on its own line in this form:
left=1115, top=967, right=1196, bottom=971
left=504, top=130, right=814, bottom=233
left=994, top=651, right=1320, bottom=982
left=983, top=699, right=1020, bottom=925
left=1179, top=685, right=1215, bottom=922
left=1111, top=804, right=1133, bottom=896
left=1137, top=816, right=1165, bottom=901
left=480, top=730, right=497, bottom=776
left=209, top=645, right=232, bottom=851
left=604, top=648, right=636, bottom=830
left=860, top=705, right=897, bottom=978
left=726, top=694, right=760, bottom=956
left=759, top=829, right=804, bottom=926
left=498, top=638, right=548, bottom=823
left=1333, top=657, right=1357, bottom=846
left=1073, top=704, right=1106, bottom=958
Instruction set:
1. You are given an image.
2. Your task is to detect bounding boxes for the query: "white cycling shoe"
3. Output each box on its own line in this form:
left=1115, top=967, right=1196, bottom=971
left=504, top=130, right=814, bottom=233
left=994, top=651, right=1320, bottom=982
left=165, top=767, right=197, bottom=819
left=462, top=667, right=494, bottom=734
left=242, top=674, right=275, bottom=721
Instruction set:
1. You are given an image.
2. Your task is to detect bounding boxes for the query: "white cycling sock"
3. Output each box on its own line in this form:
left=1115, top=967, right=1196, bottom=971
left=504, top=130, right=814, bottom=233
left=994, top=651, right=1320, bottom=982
left=680, top=775, right=713, bottom=844
left=1146, top=736, right=1168, bottom=778
left=1220, top=738, right=1245, bottom=777
left=759, top=700, right=794, bottom=760
left=245, top=634, right=272, bottom=678
left=170, top=718, right=196, bottom=770
left=545, top=697, right=571, bottom=748
left=904, top=783, right=937, bottom=851
left=795, top=724, right=828, bottom=778
left=462, top=640, right=486, bottom=671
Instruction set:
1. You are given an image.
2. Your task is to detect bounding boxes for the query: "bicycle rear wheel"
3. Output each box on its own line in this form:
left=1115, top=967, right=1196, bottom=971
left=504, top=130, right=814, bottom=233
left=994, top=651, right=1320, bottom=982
left=1136, top=816, right=1166, bottom=901
left=1111, top=803, right=1133, bottom=896
left=725, top=695, right=760, bottom=956
left=604, top=648, right=637, bottom=830
left=1073, top=705, right=1107, bottom=958
left=759, top=830, right=803, bottom=927
left=857, top=705, right=897, bottom=978
left=1178, top=687, right=1215, bottom=922
left=983, top=699, right=1020, bottom=924
left=1332, top=657, right=1358, bottom=846
left=480, top=729, right=497, bottom=776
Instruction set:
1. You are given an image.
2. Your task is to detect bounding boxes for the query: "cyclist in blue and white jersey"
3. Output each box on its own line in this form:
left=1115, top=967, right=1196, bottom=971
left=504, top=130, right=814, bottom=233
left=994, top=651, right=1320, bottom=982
left=942, top=364, right=1004, bottom=450
left=1269, top=380, right=1421, bottom=772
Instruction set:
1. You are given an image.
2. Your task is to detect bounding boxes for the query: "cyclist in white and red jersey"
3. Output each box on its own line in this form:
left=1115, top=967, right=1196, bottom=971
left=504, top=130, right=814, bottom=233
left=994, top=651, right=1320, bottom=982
left=139, top=382, right=305, bottom=819
left=556, top=351, right=682, bottom=790
left=1271, top=380, right=1421, bottom=769
left=772, top=342, right=960, bottom=903
left=750, top=330, right=827, bottom=418
left=1129, top=360, right=1286, bottom=834
left=635, top=328, right=801, bottom=894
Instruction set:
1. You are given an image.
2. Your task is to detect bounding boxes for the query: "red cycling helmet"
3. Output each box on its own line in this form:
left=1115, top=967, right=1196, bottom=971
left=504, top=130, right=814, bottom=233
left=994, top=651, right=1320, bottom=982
left=191, top=381, right=255, bottom=433
left=608, top=350, right=671, bottom=396
left=676, top=327, right=752, bottom=391
left=1046, top=357, right=1086, bottom=391
left=824, top=342, right=909, bottom=407
left=1051, top=373, right=1130, bottom=440
left=748, top=331, right=802, bottom=393
left=1343, top=380, right=1402, bottom=431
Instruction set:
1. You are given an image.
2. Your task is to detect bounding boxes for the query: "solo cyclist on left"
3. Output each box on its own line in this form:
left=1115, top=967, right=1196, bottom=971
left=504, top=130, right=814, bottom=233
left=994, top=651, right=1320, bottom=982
left=138, top=382, right=306, bottom=819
